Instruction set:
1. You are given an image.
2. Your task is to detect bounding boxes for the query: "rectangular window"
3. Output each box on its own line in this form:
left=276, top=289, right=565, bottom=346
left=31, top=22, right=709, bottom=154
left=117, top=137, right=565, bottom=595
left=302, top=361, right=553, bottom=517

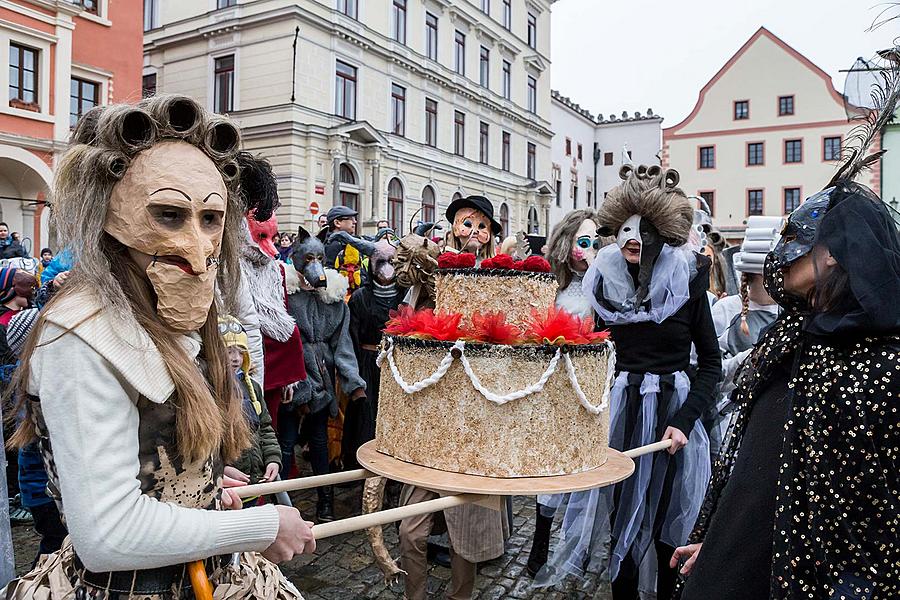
left=784, top=187, right=801, bottom=214
left=699, top=146, right=715, bottom=169
left=502, top=0, right=511, bottom=29
left=734, top=100, right=749, bottom=120
left=337, top=0, right=358, bottom=19
left=573, top=182, right=578, bottom=209
left=823, top=136, right=841, bottom=161
left=748, top=189, right=764, bottom=216
left=603, top=152, right=613, bottom=166
left=565, top=138, right=571, bottom=156
left=72, top=0, right=97, bottom=14
left=217, top=0, right=236, bottom=8
left=480, top=46, right=490, bottom=88
left=393, top=0, right=407, bottom=44
left=747, top=142, right=764, bottom=166
left=454, top=110, right=465, bottom=156
left=527, top=142, right=536, bottom=179
left=142, top=73, right=156, bottom=98
left=527, top=13, right=537, bottom=49
left=779, top=95, right=794, bottom=116
left=555, top=179, right=562, bottom=207
left=143, top=0, right=158, bottom=31
left=70, top=77, right=99, bottom=128
left=481, top=0, right=490, bottom=14
left=502, top=60, right=511, bottom=100
left=391, top=83, right=406, bottom=136
left=479, top=122, right=489, bottom=164
left=9, top=43, right=39, bottom=107
left=335, top=60, right=357, bottom=119
left=527, top=76, right=537, bottom=113
left=785, top=139, right=802, bottom=163
left=213, top=54, right=234, bottom=114
left=587, top=189, right=593, bottom=207
left=577, top=143, right=583, bottom=161
left=425, top=12, right=438, bottom=61
left=502, top=131, right=511, bottom=171
left=699, top=191, right=715, bottom=217
left=425, top=98, right=437, bottom=147
left=454, top=31, right=466, bottom=76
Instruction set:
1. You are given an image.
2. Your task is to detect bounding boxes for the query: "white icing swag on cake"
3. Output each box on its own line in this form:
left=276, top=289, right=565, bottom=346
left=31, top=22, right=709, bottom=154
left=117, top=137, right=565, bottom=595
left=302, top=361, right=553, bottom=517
left=377, top=338, right=616, bottom=415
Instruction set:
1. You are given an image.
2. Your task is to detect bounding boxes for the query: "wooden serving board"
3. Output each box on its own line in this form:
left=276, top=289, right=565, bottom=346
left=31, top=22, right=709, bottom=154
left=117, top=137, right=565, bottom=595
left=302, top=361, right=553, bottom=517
left=357, top=441, right=634, bottom=496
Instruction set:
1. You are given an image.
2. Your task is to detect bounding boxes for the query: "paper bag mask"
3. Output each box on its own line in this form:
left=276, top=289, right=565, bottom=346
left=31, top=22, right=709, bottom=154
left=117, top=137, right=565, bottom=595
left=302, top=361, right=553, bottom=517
left=104, top=140, right=227, bottom=333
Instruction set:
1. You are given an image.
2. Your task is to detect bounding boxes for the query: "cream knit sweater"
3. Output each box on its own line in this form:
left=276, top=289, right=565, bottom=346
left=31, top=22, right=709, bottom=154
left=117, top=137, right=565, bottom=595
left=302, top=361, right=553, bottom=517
left=26, top=291, right=280, bottom=572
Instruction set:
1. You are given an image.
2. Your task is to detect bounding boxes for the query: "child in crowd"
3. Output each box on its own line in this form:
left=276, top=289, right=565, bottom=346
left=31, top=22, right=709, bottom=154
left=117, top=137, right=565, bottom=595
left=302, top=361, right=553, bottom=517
left=219, top=316, right=282, bottom=506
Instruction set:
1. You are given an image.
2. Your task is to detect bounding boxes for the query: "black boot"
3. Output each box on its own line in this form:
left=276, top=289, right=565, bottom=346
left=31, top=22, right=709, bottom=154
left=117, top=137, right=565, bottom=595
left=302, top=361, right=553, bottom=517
left=316, top=486, right=335, bottom=523
left=526, top=505, right=553, bottom=578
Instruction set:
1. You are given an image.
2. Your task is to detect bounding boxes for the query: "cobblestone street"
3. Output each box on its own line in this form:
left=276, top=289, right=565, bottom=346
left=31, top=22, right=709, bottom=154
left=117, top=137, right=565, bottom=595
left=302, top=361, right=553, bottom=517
left=12, top=482, right=615, bottom=600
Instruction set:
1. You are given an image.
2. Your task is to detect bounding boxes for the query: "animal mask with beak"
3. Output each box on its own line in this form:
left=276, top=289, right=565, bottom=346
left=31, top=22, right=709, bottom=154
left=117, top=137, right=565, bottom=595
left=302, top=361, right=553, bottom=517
left=104, top=141, right=227, bottom=333
left=248, top=213, right=279, bottom=258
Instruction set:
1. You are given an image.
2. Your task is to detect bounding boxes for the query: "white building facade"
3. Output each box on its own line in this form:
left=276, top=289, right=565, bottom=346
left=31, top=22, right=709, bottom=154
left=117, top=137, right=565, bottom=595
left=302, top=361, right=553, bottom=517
left=143, top=0, right=556, bottom=237
left=549, top=90, right=662, bottom=227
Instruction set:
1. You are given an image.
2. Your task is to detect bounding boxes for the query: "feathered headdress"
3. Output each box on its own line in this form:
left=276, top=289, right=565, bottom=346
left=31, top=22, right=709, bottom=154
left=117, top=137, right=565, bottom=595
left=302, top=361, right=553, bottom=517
left=828, top=47, right=900, bottom=188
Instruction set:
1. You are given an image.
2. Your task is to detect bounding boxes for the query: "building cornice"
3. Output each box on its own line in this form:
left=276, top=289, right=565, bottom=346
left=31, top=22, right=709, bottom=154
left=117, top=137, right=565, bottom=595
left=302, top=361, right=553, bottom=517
left=552, top=90, right=662, bottom=127
left=145, top=4, right=553, bottom=138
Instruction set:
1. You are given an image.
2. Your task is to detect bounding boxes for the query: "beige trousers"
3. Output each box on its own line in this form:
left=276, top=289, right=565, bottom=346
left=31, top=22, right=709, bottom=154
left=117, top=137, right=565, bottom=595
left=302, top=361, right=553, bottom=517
left=398, top=487, right=477, bottom=600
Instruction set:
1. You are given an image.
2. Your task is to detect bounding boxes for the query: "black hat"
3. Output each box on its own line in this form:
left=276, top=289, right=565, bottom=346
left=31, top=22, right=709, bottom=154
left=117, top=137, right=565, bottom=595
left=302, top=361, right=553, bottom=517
left=446, top=196, right=502, bottom=235
left=326, top=205, right=358, bottom=226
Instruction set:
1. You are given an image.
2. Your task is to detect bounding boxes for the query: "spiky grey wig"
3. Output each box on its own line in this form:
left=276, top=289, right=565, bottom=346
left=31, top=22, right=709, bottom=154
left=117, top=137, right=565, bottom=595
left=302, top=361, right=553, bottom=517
left=598, top=165, right=694, bottom=246
left=546, top=208, right=601, bottom=290
left=53, top=94, right=244, bottom=321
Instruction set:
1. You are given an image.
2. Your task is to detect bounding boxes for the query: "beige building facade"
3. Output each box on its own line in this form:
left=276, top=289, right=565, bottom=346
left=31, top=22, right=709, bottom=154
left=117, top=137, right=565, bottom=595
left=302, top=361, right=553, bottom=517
left=663, top=27, right=873, bottom=238
left=143, top=0, right=555, bottom=237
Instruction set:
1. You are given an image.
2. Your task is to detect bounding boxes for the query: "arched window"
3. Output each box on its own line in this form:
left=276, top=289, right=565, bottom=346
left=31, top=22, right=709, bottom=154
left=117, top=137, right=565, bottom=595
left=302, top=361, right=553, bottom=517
left=452, top=191, right=463, bottom=203
left=527, top=206, right=539, bottom=234
left=388, top=178, right=404, bottom=236
left=338, top=163, right=359, bottom=232
left=421, top=185, right=436, bottom=224
left=500, top=202, right=509, bottom=237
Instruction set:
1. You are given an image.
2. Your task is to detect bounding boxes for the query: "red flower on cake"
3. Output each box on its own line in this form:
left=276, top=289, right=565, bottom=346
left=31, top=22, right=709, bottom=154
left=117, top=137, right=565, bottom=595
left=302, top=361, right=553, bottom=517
left=512, top=260, right=525, bottom=270
left=465, top=311, right=523, bottom=345
left=525, top=306, right=610, bottom=346
left=385, top=306, right=465, bottom=341
left=481, top=253, right=516, bottom=270
left=437, top=252, right=477, bottom=269
left=521, top=255, right=552, bottom=273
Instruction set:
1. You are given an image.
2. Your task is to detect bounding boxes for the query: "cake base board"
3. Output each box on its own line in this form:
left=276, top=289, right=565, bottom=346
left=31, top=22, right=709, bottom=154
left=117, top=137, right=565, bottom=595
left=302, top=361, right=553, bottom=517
left=357, top=441, right=634, bottom=496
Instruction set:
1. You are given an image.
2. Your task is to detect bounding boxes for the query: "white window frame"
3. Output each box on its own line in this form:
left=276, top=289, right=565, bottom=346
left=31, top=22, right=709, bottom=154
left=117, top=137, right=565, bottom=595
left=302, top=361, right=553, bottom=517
left=208, top=48, right=239, bottom=114
left=70, top=64, right=109, bottom=126
left=0, top=28, right=54, bottom=123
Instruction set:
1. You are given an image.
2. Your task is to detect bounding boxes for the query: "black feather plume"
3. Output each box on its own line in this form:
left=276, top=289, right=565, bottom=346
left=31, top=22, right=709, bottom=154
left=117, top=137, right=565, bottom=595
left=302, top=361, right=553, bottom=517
left=829, top=52, right=900, bottom=187
left=236, top=151, right=280, bottom=222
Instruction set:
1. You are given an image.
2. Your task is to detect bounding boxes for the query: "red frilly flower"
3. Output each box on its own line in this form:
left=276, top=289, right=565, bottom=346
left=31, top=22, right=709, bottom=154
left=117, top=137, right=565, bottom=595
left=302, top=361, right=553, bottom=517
left=385, top=306, right=464, bottom=341
left=525, top=306, right=610, bottom=345
left=437, top=252, right=477, bottom=269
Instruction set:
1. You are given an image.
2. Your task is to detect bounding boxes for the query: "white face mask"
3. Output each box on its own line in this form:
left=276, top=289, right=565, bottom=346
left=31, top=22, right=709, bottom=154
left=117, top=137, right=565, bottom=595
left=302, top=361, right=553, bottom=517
left=617, top=214, right=642, bottom=250
left=570, top=218, right=599, bottom=270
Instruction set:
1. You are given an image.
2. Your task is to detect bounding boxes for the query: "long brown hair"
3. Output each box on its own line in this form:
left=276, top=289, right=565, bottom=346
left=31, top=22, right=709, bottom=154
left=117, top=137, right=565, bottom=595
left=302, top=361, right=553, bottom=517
left=9, top=95, right=250, bottom=463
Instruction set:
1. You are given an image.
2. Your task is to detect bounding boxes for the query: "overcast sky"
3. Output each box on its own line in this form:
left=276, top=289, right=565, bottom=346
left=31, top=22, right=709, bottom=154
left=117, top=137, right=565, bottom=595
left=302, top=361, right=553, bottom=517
left=550, top=0, right=900, bottom=126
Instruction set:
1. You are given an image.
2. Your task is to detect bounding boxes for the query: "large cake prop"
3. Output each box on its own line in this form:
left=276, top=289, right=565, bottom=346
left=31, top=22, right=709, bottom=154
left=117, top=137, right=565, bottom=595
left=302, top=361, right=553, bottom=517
left=376, top=253, right=615, bottom=478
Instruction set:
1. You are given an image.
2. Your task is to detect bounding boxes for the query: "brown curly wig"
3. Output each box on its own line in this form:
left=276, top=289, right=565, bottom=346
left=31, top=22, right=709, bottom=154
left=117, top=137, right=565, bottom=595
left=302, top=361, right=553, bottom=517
left=597, top=165, right=694, bottom=246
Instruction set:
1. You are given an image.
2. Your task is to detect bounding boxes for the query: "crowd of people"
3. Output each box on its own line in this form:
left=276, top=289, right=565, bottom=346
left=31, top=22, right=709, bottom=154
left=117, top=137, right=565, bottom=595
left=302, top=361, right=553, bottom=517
left=0, top=91, right=894, bottom=600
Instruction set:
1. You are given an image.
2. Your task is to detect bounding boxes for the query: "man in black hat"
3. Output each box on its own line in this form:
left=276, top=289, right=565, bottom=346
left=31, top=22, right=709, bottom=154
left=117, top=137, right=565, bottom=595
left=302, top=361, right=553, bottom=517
left=443, top=195, right=502, bottom=261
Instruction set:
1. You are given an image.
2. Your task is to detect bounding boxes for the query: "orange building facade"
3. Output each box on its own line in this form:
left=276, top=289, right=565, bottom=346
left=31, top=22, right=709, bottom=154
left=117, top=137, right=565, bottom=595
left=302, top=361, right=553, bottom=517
left=0, top=0, right=142, bottom=253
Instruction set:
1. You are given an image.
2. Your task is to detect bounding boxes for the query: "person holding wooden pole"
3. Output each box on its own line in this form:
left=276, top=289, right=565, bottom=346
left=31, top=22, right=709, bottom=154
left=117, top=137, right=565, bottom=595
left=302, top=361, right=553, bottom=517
left=3, top=96, right=314, bottom=599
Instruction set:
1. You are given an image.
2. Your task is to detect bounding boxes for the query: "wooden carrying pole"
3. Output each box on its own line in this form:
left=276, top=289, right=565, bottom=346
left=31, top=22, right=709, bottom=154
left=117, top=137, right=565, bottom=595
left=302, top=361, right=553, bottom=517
left=233, top=440, right=674, bottom=500
left=311, top=493, right=496, bottom=540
